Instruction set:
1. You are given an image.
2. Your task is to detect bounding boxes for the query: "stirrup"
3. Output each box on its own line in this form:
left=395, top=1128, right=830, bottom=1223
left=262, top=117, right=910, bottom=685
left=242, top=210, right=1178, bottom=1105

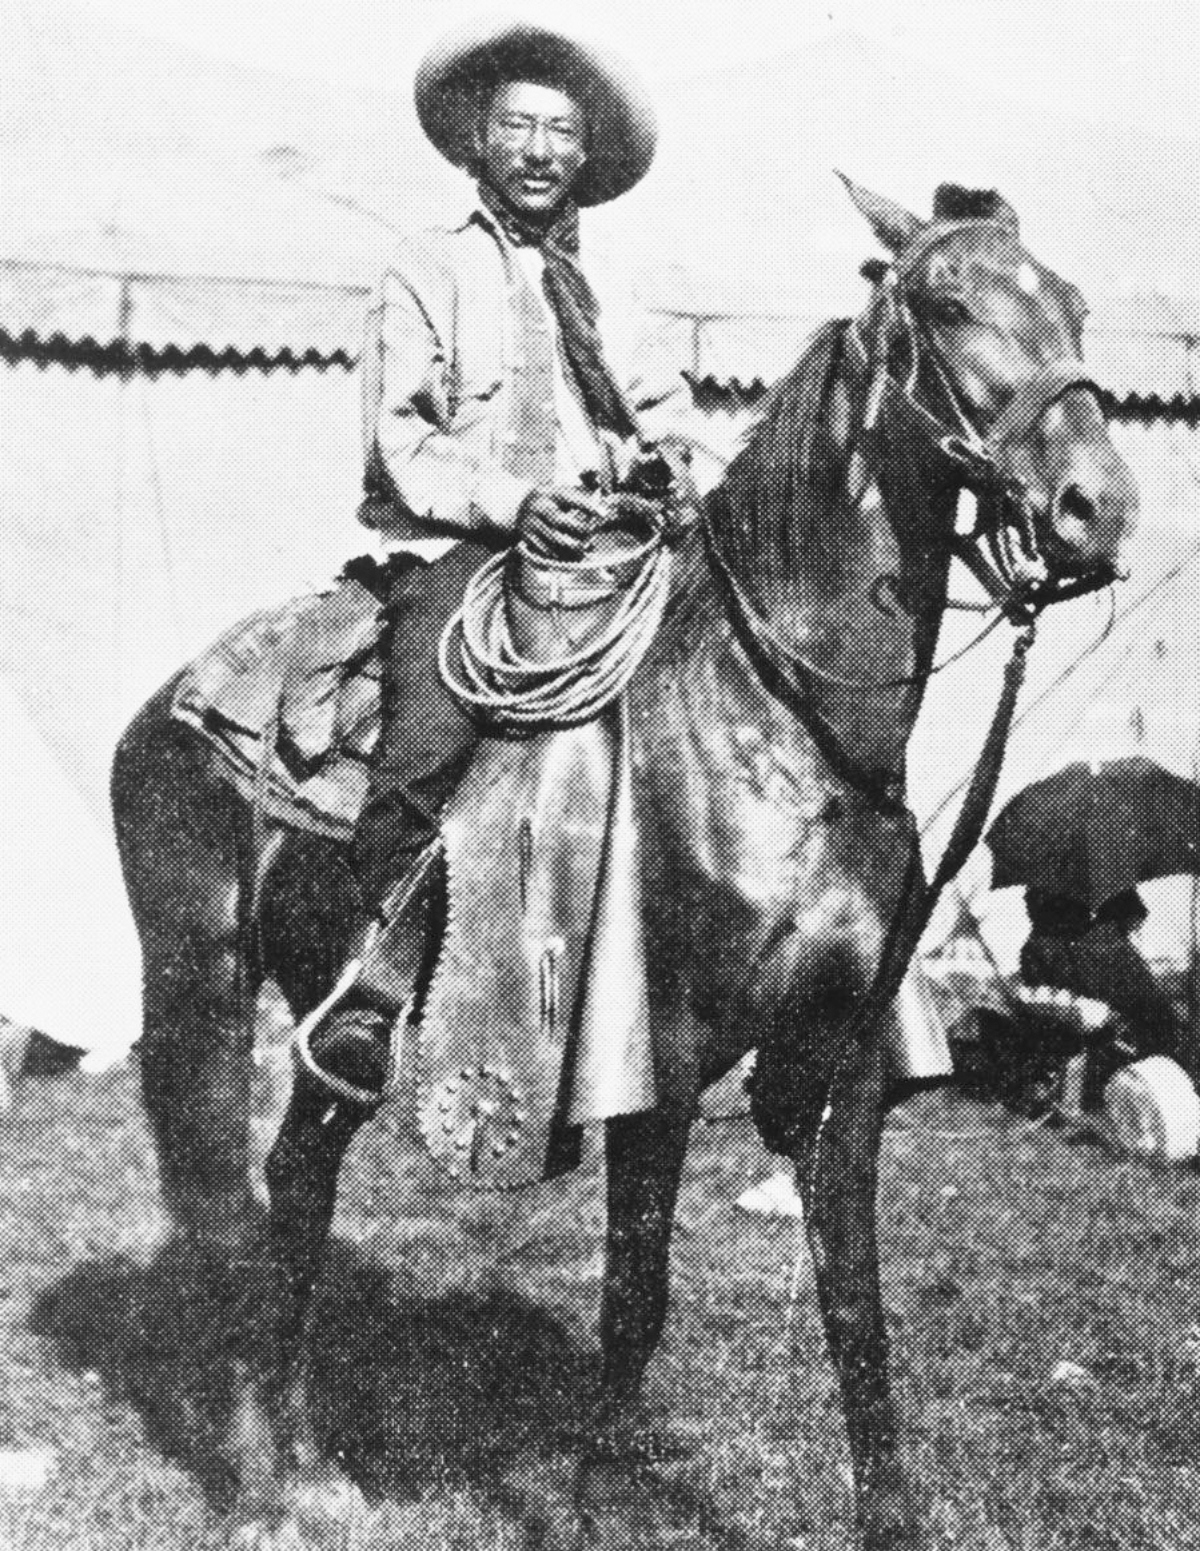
left=291, top=926, right=407, bottom=1108
left=290, top=839, right=444, bottom=1108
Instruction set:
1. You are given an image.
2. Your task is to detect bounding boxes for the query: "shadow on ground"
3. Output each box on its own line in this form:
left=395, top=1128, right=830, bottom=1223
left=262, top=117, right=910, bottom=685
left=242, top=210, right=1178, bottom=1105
left=27, top=1233, right=729, bottom=1544
left=27, top=1230, right=586, bottom=1490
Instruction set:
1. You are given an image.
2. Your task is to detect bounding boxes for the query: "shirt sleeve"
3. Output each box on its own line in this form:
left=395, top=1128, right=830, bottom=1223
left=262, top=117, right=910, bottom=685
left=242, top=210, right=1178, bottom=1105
left=361, top=268, right=533, bottom=536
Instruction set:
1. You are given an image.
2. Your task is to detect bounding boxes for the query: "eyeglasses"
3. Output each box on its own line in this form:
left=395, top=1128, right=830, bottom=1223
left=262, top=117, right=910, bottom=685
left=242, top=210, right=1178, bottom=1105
left=488, top=112, right=584, bottom=150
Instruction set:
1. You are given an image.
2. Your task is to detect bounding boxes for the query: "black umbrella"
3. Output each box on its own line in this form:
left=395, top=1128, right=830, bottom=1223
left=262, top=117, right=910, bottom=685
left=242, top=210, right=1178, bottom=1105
left=986, top=755, right=1200, bottom=910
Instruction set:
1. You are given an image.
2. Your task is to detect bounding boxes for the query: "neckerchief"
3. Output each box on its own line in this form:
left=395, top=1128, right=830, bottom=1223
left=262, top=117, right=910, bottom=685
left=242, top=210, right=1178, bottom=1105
left=477, top=182, right=640, bottom=441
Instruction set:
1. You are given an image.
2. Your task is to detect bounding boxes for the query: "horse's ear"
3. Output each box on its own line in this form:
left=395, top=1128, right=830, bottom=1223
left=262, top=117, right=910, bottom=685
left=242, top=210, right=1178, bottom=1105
left=933, top=184, right=1019, bottom=232
left=836, top=171, right=924, bottom=254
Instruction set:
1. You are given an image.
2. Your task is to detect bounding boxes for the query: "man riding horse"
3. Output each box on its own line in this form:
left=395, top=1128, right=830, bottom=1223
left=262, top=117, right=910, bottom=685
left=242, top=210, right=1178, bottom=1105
left=112, top=20, right=1139, bottom=1534
left=308, top=20, right=692, bottom=1087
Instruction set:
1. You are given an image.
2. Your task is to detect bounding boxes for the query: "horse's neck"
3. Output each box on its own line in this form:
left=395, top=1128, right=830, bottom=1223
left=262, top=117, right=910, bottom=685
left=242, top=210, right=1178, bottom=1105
left=704, top=335, right=959, bottom=749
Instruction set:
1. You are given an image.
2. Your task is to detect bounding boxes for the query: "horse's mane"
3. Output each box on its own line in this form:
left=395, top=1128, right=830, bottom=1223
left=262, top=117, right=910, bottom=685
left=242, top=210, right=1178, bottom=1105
left=707, top=318, right=854, bottom=596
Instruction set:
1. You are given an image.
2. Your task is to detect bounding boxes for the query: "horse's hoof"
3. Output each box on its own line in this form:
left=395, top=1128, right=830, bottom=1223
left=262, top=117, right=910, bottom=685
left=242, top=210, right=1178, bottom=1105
left=229, top=1479, right=367, bottom=1551
left=858, top=1493, right=923, bottom=1551
left=223, top=1373, right=289, bottom=1518
left=495, top=1453, right=585, bottom=1551
left=576, top=1456, right=674, bottom=1551
left=228, top=1517, right=305, bottom=1551
left=291, top=1475, right=369, bottom=1544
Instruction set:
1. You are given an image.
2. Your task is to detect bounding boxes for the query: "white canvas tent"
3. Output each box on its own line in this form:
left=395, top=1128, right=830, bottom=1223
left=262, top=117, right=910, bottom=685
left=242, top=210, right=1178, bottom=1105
left=0, top=10, right=453, bottom=1059
left=0, top=674, right=140, bottom=1063
left=4, top=4, right=1200, bottom=1058
left=7, top=8, right=1200, bottom=355
left=1, top=359, right=365, bottom=813
left=0, top=358, right=373, bottom=1063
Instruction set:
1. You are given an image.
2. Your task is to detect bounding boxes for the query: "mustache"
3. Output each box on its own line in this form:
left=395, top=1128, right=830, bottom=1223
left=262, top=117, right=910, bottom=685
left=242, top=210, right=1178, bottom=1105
left=509, top=157, right=564, bottom=178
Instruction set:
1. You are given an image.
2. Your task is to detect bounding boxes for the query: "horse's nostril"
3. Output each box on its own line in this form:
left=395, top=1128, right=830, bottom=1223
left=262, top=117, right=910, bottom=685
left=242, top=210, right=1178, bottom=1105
left=1056, top=482, right=1096, bottom=527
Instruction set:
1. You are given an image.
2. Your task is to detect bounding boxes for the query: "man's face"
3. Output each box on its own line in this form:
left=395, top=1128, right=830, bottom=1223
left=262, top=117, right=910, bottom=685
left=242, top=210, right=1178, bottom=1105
left=478, top=80, right=587, bottom=219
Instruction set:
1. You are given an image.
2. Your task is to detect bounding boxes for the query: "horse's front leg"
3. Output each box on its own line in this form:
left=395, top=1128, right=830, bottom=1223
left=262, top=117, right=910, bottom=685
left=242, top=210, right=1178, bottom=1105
left=598, top=1108, right=692, bottom=1425
left=563, top=1109, right=690, bottom=1547
left=792, top=1019, right=919, bottom=1551
left=227, top=1065, right=372, bottom=1540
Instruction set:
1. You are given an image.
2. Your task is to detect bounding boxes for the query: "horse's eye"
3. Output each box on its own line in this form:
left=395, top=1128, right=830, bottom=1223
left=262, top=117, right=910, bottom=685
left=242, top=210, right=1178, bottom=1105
left=931, top=295, right=974, bottom=326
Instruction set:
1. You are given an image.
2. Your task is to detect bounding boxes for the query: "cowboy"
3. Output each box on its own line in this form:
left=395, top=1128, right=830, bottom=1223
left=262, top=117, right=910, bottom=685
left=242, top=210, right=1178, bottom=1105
left=309, top=21, right=687, bottom=1078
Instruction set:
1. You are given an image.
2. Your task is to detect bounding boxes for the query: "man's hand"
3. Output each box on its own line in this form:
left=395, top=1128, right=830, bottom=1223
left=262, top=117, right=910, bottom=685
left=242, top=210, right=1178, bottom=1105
left=515, top=486, right=604, bottom=560
left=624, top=437, right=702, bottom=541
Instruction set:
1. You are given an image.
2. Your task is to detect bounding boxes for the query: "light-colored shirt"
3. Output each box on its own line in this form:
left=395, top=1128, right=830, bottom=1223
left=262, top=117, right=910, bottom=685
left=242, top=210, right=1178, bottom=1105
left=358, top=206, right=689, bottom=561
left=396, top=234, right=608, bottom=563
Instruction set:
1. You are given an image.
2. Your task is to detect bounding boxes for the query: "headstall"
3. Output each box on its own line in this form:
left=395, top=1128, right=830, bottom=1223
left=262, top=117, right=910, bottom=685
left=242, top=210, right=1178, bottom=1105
left=846, top=219, right=1114, bottom=622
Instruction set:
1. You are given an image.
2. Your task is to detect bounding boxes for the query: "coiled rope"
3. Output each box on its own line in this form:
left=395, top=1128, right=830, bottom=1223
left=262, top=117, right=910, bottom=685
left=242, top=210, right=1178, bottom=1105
left=438, top=533, right=673, bottom=733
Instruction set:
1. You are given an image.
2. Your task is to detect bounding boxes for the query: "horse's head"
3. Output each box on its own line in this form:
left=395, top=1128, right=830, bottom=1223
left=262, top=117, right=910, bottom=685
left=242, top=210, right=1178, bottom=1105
left=841, top=176, right=1137, bottom=608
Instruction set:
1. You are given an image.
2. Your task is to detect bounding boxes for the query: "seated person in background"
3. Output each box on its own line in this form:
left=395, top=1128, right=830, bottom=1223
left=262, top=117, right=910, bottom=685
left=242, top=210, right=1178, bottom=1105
left=1019, top=886, right=1191, bottom=1104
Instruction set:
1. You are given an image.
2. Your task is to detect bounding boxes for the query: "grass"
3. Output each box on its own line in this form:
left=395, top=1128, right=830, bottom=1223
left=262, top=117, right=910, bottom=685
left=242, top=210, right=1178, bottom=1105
left=1, top=1033, right=1199, bottom=1549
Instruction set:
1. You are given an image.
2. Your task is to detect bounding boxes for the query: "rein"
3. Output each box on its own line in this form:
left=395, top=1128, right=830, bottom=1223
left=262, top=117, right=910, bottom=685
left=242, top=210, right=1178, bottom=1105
left=718, top=325, right=1040, bottom=1171
left=844, top=616, right=1036, bottom=1045
left=723, top=230, right=1100, bottom=1180
left=793, top=613, right=1036, bottom=1214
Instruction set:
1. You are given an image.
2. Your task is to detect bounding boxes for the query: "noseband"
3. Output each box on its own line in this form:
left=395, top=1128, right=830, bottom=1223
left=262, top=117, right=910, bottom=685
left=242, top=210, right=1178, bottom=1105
left=847, top=219, right=1112, bottom=621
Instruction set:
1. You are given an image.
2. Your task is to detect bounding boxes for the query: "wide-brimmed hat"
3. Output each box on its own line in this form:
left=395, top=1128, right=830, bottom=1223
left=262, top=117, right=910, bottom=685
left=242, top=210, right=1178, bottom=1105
left=414, top=19, right=657, bottom=207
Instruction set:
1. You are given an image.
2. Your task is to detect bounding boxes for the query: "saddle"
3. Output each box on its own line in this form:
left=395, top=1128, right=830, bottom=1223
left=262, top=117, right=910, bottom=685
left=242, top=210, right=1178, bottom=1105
left=173, top=541, right=663, bottom=1187
left=172, top=566, right=387, bottom=840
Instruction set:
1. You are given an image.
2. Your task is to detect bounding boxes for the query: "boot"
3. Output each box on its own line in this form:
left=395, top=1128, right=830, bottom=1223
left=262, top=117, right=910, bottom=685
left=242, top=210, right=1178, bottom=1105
left=298, top=996, right=395, bottom=1106
left=291, top=839, right=445, bottom=1107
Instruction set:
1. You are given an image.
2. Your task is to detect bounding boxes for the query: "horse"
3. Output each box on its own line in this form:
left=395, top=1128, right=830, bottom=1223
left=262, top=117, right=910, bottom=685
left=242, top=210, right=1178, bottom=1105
left=111, top=178, right=1136, bottom=1549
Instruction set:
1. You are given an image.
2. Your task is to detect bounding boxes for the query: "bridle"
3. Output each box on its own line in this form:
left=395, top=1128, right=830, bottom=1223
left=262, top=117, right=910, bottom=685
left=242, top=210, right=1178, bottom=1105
left=846, top=218, right=1115, bottom=622
left=703, top=218, right=1119, bottom=711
